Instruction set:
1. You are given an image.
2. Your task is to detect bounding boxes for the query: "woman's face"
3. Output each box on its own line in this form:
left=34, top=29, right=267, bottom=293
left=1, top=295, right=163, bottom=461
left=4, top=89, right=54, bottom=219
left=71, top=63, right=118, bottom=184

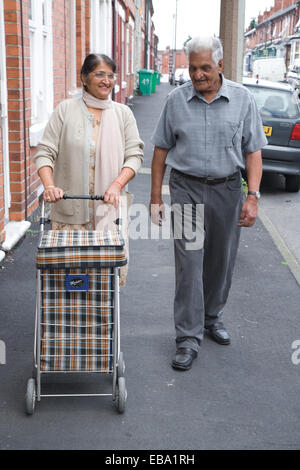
left=84, top=61, right=115, bottom=100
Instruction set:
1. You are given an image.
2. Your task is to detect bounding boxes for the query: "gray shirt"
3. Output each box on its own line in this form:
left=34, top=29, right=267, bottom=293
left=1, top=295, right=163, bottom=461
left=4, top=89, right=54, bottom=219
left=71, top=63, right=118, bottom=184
left=151, top=75, right=268, bottom=178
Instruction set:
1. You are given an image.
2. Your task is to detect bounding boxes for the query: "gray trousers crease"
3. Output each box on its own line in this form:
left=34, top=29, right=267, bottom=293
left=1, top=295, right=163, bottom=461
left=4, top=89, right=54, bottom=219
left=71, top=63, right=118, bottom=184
left=169, top=169, right=243, bottom=352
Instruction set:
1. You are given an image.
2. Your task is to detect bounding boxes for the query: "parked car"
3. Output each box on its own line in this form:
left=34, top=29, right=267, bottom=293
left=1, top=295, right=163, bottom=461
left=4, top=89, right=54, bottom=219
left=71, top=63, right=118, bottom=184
left=287, top=61, right=300, bottom=89
left=243, top=77, right=300, bottom=192
left=174, top=68, right=190, bottom=86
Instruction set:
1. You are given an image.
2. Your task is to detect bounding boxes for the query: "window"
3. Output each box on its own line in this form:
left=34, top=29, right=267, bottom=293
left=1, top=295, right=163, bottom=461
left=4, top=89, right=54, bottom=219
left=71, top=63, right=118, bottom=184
left=245, top=86, right=299, bottom=119
left=291, top=41, right=300, bottom=63
left=29, top=0, right=33, bottom=20
left=90, top=0, right=112, bottom=56
left=29, top=0, right=53, bottom=146
left=128, top=16, right=135, bottom=75
left=126, top=27, right=130, bottom=75
left=131, top=28, right=134, bottom=74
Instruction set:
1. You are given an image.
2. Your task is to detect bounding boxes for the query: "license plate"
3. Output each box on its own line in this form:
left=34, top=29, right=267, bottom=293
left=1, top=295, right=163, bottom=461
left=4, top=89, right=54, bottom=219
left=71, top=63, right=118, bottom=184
left=264, top=126, right=273, bottom=136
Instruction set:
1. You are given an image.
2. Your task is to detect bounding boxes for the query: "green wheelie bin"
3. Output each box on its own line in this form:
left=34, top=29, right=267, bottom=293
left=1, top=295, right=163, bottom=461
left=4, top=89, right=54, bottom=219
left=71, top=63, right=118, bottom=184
left=138, top=69, right=153, bottom=96
left=151, top=71, right=157, bottom=93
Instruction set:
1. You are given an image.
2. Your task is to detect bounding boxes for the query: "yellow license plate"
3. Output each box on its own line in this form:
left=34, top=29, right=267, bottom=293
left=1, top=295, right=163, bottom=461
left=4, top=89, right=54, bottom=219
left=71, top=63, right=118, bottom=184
left=264, top=126, right=273, bottom=136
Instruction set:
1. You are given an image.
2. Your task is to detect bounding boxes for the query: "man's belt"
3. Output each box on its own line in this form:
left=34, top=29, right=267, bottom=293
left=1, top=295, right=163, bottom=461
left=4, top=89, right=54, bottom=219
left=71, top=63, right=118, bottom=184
left=173, top=169, right=239, bottom=185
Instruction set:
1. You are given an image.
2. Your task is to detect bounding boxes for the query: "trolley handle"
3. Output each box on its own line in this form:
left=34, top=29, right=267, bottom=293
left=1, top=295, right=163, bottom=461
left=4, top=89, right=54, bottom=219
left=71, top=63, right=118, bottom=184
left=40, top=194, right=123, bottom=231
left=39, top=196, right=104, bottom=226
left=63, top=194, right=104, bottom=200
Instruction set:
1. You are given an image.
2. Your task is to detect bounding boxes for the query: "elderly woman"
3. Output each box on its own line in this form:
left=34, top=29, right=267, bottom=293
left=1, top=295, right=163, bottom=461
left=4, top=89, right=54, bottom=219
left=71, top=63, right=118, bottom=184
left=34, top=53, right=144, bottom=284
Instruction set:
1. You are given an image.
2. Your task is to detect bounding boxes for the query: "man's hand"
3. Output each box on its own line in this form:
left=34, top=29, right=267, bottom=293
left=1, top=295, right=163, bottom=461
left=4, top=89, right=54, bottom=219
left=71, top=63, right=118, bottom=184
left=149, top=197, right=165, bottom=226
left=238, top=196, right=258, bottom=227
left=149, top=146, right=169, bottom=226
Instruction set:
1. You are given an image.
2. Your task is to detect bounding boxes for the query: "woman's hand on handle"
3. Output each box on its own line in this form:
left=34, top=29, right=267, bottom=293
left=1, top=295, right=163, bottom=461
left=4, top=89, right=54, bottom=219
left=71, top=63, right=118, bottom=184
left=43, top=185, right=64, bottom=203
left=104, top=168, right=135, bottom=208
left=104, top=181, right=122, bottom=208
left=38, top=166, right=64, bottom=203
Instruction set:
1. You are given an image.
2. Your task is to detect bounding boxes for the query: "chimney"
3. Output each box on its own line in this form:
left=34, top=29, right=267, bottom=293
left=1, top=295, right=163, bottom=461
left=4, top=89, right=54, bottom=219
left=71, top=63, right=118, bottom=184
left=274, top=0, right=281, bottom=12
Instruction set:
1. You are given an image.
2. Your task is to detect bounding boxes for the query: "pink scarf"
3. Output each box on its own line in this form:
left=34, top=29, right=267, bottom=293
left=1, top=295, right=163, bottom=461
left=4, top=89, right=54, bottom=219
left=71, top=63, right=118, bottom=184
left=82, top=89, right=123, bottom=231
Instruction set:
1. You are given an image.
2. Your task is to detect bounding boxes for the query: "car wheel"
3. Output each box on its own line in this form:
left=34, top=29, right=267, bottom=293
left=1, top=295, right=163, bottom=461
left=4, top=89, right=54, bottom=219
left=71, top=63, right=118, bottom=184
left=285, top=175, right=300, bottom=192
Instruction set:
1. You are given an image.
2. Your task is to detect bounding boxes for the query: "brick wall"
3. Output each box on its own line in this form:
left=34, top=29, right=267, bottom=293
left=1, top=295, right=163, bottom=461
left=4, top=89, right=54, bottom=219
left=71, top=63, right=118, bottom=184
left=0, top=0, right=154, bottom=234
left=52, top=0, right=68, bottom=107
left=76, top=0, right=90, bottom=88
left=123, top=0, right=135, bottom=16
left=4, top=0, right=31, bottom=221
left=159, top=48, right=188, bottom=74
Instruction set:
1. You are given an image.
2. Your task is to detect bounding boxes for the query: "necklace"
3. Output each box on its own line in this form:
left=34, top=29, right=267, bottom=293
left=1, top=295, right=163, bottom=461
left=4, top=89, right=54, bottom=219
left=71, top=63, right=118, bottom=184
left=93, top=118, right=101, bottom=128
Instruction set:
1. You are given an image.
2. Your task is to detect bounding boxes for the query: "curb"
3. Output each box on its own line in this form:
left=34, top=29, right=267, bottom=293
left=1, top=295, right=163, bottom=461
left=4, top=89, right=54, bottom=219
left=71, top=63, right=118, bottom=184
left=259, top=206, right=300, bottom=286
left=0, top=221, right=31, bottom=262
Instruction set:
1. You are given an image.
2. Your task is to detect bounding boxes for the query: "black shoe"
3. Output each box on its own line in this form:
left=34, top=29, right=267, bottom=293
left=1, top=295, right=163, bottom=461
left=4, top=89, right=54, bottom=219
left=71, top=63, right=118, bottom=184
left=172, top=348, right=198, bottom=371
left=207, top=326, right=231, bottom=345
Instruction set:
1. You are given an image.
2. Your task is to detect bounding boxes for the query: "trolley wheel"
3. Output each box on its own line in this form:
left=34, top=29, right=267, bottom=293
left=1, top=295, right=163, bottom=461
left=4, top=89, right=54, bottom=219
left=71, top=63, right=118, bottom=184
left=118, top=352, right=125, bottom=378
left=115, top=377, right=127, bottom=414
left=25, top=378, right=36, bottom=415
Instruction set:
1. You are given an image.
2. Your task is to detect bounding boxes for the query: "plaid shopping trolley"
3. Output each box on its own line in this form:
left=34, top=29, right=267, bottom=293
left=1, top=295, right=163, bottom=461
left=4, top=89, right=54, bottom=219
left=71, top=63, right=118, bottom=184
left=25, top=196, right=127, bottom=414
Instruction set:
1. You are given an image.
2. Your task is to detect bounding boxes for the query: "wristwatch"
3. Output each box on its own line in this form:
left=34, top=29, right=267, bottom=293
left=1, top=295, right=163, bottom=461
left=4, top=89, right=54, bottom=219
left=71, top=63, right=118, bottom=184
left=247, top=190, right=261, bottom=199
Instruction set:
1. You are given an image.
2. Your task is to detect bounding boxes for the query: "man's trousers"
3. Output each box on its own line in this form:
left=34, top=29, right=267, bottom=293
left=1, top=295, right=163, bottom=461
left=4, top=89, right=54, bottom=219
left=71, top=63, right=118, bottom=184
left=169, top=169, right=243, bottom=352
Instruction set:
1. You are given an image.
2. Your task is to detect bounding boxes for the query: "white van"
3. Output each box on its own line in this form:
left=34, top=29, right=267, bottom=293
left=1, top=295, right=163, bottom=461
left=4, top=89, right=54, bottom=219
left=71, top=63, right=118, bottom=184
left=252, top=58, right=286, bottom=82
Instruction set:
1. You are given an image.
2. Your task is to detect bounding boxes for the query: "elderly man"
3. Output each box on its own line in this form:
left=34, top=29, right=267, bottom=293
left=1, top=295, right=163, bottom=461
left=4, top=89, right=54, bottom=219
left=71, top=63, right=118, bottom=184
left=150, top=36, right=267, bottom=371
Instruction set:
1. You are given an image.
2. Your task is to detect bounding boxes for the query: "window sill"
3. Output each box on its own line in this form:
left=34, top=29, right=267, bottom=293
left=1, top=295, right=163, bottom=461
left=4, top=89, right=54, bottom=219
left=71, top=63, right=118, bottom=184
left=29, top=121, right=47, bottom=147
left=67, top=88, right=82, bottom=99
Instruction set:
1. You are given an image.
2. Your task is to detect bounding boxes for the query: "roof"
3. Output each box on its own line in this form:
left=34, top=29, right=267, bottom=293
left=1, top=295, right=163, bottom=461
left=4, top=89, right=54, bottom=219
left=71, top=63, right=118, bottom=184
left=256, top=3, right=298, bottom=28
left=242, top=77, right=294, bottom=92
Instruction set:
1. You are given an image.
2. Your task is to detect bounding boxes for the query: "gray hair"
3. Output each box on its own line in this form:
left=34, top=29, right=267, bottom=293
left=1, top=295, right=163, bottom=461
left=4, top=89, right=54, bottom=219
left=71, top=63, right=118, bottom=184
left=185, top=36, right=223, bottom=66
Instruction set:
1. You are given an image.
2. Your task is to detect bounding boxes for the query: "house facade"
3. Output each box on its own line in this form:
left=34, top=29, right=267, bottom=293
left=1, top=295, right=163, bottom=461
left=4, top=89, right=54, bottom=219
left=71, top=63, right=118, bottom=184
left=0, top=0, right=156, bottom=247
left=157, top=46, right=189, bottom=77
left=244, top=0, right=300, bottom=74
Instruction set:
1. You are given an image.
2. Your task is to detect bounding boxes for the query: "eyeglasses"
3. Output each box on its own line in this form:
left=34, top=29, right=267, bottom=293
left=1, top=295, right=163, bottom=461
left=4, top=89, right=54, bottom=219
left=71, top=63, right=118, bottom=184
left=92, top=71, right=117, bottom=81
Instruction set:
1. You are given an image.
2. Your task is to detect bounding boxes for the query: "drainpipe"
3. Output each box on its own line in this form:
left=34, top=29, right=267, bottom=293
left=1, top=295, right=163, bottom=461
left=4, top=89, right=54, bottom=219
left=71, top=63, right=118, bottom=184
left=112, top=0, right=116, bottom=101
left=20, top=0, right=28, bottom=219
left=0, top=0, right=10, bottom=225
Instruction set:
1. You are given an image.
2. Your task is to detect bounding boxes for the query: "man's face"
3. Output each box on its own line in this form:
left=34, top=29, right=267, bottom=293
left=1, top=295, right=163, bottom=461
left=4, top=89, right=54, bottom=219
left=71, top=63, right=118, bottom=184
left=189, top=50, right=223, bottom=95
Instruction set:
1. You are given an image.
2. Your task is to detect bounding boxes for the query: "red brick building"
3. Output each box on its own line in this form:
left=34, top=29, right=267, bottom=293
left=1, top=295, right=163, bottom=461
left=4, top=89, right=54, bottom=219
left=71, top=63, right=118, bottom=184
left=157, top=46, right=189, bottom=77
left=244, top=0, right=300, bottom=74
left=0, top=0, right=156, bottom=249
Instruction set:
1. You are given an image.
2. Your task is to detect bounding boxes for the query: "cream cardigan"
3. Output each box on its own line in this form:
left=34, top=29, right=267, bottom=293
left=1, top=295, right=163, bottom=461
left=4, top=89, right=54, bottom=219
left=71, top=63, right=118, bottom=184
left=34, top=97, right=144, bottom=224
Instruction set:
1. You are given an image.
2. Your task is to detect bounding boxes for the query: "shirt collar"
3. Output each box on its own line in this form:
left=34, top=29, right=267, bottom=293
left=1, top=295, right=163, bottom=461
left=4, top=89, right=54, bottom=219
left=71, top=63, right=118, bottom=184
left=187, top=74, right=230, bottom=103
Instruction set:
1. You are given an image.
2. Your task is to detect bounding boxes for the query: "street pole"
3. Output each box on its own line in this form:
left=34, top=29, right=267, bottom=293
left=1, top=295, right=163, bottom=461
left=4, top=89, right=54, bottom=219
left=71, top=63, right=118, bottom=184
left=144, top=0, right=149, bottom=69
left=174, top=0, right=178, bottom=75
left=219, top=0, right=245, bottom=83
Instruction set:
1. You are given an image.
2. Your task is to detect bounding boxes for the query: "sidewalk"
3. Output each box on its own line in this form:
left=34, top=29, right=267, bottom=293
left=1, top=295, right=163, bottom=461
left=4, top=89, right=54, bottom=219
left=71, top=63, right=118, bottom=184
left=0, top=83, right=300, bottom=450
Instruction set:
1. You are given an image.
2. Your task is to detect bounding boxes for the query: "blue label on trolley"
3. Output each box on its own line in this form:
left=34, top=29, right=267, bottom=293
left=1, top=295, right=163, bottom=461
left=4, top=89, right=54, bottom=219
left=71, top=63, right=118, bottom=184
left=66, top=274, right=89, bottom=292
